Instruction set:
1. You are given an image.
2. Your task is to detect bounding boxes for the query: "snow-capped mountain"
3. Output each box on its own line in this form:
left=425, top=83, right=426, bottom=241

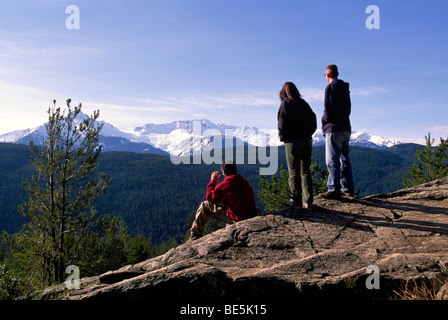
left=350, top=131, right=402, bottom=148
left=0, top=112, right=168, bottom=155
left=124, top=119, right=402, bottom=155
left=126, top=119, right=281, bottom=156
left=311, top=130, right=402, bottom=149
left=0, top=115, right=402, bottom=155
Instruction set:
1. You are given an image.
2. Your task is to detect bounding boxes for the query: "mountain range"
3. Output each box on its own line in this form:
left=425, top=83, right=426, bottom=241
left=0, top=113, right=402, bottom=155
left=0, top=112, right=421, bottom=245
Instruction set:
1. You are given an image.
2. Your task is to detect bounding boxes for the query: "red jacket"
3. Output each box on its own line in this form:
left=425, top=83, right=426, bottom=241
left=206, top=174, right=258, bottom=222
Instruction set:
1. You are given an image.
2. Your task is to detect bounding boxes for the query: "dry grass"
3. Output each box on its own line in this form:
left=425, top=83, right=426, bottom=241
left=393, top=277, right=446, bottom=300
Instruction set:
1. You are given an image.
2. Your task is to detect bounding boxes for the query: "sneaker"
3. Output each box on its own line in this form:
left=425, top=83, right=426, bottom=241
left=319, top=190, right=342, bottom=199
left=285, top=199, right=301, bottom=209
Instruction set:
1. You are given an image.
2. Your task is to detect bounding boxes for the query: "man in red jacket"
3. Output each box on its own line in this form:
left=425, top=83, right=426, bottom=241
left=189, top=161, right=258, bottom=241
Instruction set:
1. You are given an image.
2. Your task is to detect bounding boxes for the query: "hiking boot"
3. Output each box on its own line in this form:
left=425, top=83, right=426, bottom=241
left=285, top=199, right=301, bottom=209
left=302, top=202, right=313, bottom=210
left=319, top=190, right=342, bottom=199
left=342, top=189, right=355, bottom=198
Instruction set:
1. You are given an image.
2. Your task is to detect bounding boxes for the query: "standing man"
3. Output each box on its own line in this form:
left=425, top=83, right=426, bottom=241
left=320, top=64, right=355, bottom=199
left=189, top=161, right=258, bottom=241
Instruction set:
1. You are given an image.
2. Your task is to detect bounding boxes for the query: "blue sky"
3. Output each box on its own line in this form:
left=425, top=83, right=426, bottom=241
left=0, top=0, right=447, bottom=144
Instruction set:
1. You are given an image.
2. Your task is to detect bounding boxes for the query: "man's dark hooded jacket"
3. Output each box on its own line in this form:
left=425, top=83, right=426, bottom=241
left=321, top=79, right=351, bottom=136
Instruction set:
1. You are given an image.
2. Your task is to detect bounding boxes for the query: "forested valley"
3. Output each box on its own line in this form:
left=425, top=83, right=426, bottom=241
left=0, top=142, right=419, bottom=244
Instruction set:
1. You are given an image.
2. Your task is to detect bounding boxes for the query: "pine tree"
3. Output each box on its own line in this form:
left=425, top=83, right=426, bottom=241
left=126, top=233, right=156, bottom=264
left=258, top=160, right=328, bottom=212
left=258, top=166, right=291, bottom=212
left=310, top=158, right=329, bottom=195
left=403, top=133, right=448, bottom=188
left=15, top=99, right=110, bottom=285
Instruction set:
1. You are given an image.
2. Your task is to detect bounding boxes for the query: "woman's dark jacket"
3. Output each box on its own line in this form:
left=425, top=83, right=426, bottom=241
left=277, top=97, right=317, bottom=142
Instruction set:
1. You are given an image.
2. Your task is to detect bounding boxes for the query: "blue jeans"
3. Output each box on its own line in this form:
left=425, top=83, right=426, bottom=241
left=325, top=131, right=354, bottom=192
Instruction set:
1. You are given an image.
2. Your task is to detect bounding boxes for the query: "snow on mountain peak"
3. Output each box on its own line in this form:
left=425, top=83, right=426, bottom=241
left=351, top=130, right=402, bottom=148
left=126, top=120, right=403, bottom=156
left=0, top=117, right=402, bottom=155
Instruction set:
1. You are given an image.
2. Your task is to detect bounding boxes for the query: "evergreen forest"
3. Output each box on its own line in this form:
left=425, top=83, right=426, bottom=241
left=0, top=141, right=420, bottom=245
left=2, top=132, right=446, bottom=299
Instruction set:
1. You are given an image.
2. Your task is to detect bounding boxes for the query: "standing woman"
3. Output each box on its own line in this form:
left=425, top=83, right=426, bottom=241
left=277, top=82, right=317, bottom=209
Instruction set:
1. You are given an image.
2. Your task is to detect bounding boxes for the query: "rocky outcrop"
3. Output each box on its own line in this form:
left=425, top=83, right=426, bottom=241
left=42, top=177, right=448, bottom=300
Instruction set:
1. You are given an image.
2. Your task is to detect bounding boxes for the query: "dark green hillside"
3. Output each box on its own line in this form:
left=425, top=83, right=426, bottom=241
left=0, top=143, right=31, bottom=234
left=350, top=146, right=415, bottom=195
left=385, top=143, right=423, bottom=162
left=94, top=150, right=264, bottom=243
left=0, top=142, right=419, bottom=244
left=310, top=145, right=417, bottom=197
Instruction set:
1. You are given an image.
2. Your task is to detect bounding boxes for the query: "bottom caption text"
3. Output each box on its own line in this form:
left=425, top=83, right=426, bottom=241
left=180, top=304, right=267, bottom=317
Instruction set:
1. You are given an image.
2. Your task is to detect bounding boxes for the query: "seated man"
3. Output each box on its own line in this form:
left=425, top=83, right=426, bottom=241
left=189, top=161, right=258, bottom=241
